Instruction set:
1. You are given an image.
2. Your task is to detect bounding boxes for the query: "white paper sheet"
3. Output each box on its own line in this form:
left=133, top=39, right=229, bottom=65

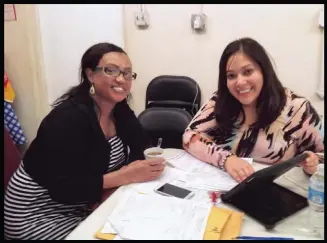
left=113, top=235, right=123, bottom=240
left=100, top=221, right=117, bottom=234
left=171, top=180, right=215, bottom=204
left=108, top=192, right=211, bottom=240
left=172, top=170, right=237, bottom=192
left=280, top=167, right=310, bottom=191
left=165, top=152, right=252, bottom=191
left=166, top=151, right=252, bottom=174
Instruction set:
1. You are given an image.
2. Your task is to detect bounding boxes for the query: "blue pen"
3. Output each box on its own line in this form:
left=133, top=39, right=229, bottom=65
left=236, top=236, right=294, bottom=240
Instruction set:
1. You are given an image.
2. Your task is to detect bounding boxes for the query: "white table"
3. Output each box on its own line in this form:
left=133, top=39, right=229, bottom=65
left=65, top=149, right=323, bottom=240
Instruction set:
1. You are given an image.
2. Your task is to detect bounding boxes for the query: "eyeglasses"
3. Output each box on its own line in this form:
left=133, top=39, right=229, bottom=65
left=95, top=66, right=137, bottom=80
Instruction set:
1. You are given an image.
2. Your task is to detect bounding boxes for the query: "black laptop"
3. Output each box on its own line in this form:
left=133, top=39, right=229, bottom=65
left=221, top=153, right=309, bottom=230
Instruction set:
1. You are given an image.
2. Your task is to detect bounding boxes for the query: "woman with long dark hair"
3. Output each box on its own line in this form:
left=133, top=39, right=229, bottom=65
left=183, top=37, right=324, bottom=182
left=4, top=43, right=164, bottom=240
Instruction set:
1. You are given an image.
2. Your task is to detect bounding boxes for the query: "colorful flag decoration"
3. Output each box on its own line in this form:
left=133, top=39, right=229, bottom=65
left=4, top=72, right=15, bottom=103
left=4, top=72, right=27, bottom=145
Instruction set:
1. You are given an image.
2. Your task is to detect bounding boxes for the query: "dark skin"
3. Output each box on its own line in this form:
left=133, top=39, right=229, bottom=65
left=86, top=52, right=165, bottom=188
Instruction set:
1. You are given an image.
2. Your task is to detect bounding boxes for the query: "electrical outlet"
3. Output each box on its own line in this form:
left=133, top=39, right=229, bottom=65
left=191, top=14, right=206, bottom=31
left=134, top=11, right=149, bottom=28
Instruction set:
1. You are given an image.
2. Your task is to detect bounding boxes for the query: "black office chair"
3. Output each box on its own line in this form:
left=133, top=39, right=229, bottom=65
left=145, top=75, right=201, bottom=117
left=138, top=107, right=192, bottom=149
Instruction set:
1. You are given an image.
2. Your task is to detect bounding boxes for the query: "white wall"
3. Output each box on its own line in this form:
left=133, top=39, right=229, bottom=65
left=5, top=4, right=49, bottom=146
left=124, top=4, right=324, bottom=115
left=4, top=4, right=324, bottom=145
left=4, top=4, right=125, bottom=145
left=36, top=4, right=124, bottom=105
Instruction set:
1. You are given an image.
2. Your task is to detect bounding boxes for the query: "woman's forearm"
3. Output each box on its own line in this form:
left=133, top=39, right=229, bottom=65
left=102, top=168, right=131, bottom=189
left=183, top=131, right=232, bottom=168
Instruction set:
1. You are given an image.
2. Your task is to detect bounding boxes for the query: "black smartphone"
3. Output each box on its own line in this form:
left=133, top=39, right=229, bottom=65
left=154, top=183, right=194, bottom=199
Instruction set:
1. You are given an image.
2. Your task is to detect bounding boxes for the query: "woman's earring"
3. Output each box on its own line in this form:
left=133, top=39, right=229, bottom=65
left=90, top=84, right=95, bottom=95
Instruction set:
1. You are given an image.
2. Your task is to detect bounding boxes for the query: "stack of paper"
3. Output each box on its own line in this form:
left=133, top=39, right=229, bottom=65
left=173, top=171, right=237, bottom=192
left=107, top=192, right=212, bottom=240
left=96, top=203, right=244, bottom=240
left=166, top=151, right=223, bottom=174
left=94, top=151, right=250, bottom=240
left=167, top=151, right=252, bottom=174
left=166, top=152, right=252, bottom=191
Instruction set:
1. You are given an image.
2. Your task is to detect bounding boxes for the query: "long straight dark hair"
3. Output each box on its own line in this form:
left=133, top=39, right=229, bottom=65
left=52, top=43, right=126, bottom=107
left=215, top=37, right=286, bottom=131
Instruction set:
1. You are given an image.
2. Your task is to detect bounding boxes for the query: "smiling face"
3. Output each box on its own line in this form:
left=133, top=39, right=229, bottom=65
left=86, top=52, right=133, bottom=104
left=226, top=51, right=264, bottom=108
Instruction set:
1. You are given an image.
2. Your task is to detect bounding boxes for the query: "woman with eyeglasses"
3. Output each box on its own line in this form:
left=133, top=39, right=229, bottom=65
left=4, top=43, right=165, bottom=240
left=183, top=37, right=324, bottom=183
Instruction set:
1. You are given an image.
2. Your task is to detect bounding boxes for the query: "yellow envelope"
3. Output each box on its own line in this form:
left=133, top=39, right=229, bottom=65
left=94, top=228, right=116, bottom=240
left=203, top=206, right=232, bottom=240
left=219, top=208, right=244, bottom=240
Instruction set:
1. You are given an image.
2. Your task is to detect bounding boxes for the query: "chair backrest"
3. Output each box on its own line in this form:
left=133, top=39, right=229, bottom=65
left=138, top=107, right=192, bottom=149
left=4, top=127, right=21, bottom=192
left=145, top=75, right=201, bottom=116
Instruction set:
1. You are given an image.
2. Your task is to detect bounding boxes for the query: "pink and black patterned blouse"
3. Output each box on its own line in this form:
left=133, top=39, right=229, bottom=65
left=183, top=89, right=324, bottom=168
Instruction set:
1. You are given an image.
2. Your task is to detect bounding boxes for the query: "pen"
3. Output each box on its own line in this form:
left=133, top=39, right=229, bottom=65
left=236, top=236, right=294, bottom=240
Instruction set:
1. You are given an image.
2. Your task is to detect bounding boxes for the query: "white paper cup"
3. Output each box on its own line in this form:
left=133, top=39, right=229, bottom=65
left=144, top=147, right=165, bottom=160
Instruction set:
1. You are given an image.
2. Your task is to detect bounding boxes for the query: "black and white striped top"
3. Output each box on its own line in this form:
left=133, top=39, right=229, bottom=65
left=4, top=135, right=126, bottom=240
left=106, top=135, right=126, bottom=172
